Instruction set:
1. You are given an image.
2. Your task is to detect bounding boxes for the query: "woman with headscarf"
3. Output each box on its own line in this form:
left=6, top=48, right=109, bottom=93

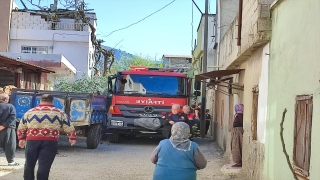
left=231, top=104, right=244, bottom=167
left=151, top=122, right=207, bottom=180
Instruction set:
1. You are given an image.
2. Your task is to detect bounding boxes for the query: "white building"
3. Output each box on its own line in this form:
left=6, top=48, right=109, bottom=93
left=8, top=8, right=97, bottom=78
left=191, top=14, right=216, bottom=109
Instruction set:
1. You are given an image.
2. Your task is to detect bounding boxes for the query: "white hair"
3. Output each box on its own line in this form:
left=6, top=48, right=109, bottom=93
left=0, top=93, right=9, bottom=101
left=172, top=104, right=180, bottom=108
left=183, top=105, right=190, bottom=109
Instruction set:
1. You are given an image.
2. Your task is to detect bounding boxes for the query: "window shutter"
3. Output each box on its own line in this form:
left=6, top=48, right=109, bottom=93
left=293, top=95, right=312, bottom=178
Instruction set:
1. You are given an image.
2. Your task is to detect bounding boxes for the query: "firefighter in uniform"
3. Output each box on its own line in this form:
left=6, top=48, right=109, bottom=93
left=162, top=104, right=189, bottom=138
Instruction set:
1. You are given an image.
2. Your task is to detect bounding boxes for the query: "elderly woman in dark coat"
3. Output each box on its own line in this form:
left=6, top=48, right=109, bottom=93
left=151, top=122, right=207, bottom=180
left=231, top=104, right=244, bottom=167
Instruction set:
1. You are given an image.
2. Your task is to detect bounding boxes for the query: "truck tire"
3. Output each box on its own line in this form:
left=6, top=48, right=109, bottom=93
left=108, top=132, right=120, bottom=143
left=87, top=123, right=102, bottom=149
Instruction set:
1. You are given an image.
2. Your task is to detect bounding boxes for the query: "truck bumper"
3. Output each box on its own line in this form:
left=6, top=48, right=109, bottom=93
left=107, top=116, right=169, bottom=133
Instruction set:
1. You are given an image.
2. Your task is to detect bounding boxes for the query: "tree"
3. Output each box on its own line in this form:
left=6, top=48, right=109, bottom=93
left=110, top=54, right=162, bottom=74
left=53, top=74, right=108, bottom=93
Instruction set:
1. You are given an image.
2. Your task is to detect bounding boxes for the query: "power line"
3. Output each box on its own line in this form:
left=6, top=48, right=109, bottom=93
left=102, top=0, right=176, bottom=37
left=96, top=28, right=131, bottom=52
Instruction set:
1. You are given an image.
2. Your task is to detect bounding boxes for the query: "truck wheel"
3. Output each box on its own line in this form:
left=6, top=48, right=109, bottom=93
left=108, top=132, right=120, bottom=143
left=87, top=124, right=102, bottom=149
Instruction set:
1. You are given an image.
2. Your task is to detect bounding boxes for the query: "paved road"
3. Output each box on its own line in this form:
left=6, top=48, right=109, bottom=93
left=0, top=136, right=243, bottom=180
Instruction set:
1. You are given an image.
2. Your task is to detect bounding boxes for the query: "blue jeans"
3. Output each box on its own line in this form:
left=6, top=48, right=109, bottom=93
left=24, top=140, right=58, bottom=180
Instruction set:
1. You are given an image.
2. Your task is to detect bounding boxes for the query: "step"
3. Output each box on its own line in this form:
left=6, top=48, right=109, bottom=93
left=220, top=164, right=242, bottom=175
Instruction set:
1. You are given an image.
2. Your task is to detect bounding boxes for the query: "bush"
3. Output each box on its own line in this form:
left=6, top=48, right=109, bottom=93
left=53, top=74, right=108, bottom=94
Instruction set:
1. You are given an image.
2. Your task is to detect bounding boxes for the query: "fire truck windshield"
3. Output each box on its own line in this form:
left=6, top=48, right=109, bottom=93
left=116, top=74, right=186, bottom=96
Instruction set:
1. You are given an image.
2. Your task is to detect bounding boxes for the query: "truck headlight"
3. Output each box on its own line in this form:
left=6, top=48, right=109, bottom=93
left=111, top=120, right=124, bottom=126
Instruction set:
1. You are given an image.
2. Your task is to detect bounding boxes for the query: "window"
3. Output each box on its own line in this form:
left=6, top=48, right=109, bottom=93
left=116, top=74, right=186, bottom=96
left=251, top=85, right=259, bottom=140
left=293, top=95, right=313, bottom=178
left=21, top=46, right=48, bottom=54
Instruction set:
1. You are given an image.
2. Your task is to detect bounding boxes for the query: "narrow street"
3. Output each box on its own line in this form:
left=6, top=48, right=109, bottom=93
left=0, top=136, right=244, bottom=180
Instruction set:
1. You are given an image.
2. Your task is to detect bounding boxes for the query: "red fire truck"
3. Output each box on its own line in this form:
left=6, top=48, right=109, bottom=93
left=106, top=66, right=190, bottom=143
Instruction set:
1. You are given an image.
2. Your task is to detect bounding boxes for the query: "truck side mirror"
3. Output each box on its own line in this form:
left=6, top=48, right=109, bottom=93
left=194, top=81, right=201, bottom=90
left=193, top=91, right=201, bottom=96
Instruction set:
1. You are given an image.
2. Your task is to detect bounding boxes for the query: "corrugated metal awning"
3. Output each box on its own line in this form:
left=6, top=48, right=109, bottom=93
left=0, top=54, right=54, bottom=73
left=195, top=69, right=244, bottom=81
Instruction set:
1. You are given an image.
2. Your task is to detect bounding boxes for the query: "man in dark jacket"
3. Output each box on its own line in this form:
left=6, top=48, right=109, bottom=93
left=161, top=104, right=189, bottom=138
left=182, top=105, right=198, bottom=139
left=0, top=92, right=19, bottom=166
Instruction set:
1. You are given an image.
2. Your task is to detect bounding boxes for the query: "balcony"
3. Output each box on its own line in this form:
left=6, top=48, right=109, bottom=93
left=51, top=22, right=89, bottom=31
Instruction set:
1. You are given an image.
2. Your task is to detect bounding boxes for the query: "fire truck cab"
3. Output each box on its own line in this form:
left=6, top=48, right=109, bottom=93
left=106, top=66, right=190, bottom=143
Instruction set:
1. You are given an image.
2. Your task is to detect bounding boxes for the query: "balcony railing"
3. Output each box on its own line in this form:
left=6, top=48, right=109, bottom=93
left=51, top=22, right=89, bottom=31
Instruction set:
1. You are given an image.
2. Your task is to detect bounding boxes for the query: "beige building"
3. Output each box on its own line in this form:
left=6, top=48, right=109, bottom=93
left=0, top=0, right=15, bottom=52
left=196, top=0, right=273, bottom=179
left=265, top=0, right=320, bottom=179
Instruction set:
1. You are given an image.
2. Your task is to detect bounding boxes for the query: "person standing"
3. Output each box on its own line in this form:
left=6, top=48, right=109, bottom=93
left=162, top=104, right=189, bottom=138
left=231, top=104, right=244, bottom=167
left=190, top=104, right=196, bottom=114
left=194, top=103, right=202, bottom=120
left=182, top=105, right=198, bottom=139
left=18, top=94, right=77, bottom=180
left=193, top=103, right=202, bottom=132
left=151, top=122, right=207, bottom=180
left=205, top=109, right=211, bottom=136
left=0, top=93, right=19, bottom=166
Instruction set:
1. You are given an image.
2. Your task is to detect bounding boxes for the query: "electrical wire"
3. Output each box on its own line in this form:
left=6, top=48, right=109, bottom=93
left=96, top=28, right=130, bottom=52
left=102, top=0, right=176, bottom=37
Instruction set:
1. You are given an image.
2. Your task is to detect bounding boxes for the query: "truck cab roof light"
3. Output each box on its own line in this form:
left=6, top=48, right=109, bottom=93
left=130, top=66, right=147, bottom=71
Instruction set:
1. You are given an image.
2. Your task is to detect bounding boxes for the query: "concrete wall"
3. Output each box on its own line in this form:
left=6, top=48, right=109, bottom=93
left=217, top=0, right=239, bottom=41
left=0, top=0, right=13, bottom=52
left=9, top=38, right=90, bottom=77
left=164, top=57, right=192, bottom=69
left=241, top=44, right=269, bottom=180
left=214, top=85, right=233, bottom=152
left=10, top=12, right=91, bottom=31
left=265, top=0, right=320, bottom=179
left=214, top=0, right=273, bottom=178
left=192, top=15, right=216, bottom=104
left=218, top=16, right=240, bottom=69
left=192, top=15, right=215, bottom=74
left=214, top=0, right=238, bottom=85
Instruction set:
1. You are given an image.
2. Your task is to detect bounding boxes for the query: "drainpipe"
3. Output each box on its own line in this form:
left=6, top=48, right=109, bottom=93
left=200, top=0, right=209, bottom=138
left=237, top=0, right=243, bottom=46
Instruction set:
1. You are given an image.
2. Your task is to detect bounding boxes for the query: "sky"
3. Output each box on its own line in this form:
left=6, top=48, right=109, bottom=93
left=14, top=0, right=216, bottom=60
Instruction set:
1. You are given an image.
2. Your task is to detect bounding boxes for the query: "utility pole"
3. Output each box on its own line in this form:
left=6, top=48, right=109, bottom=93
left=200, top=0, right=209, bottom=138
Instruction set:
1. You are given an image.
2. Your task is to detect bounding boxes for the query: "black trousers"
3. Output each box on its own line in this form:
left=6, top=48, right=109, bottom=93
left=0, top=127, right=16, bottom=163
left=164, top=121, right=193, bottom=139
left=24, top=140, right=58, bottom=180
left=205, top=120, right=211, bottom=135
